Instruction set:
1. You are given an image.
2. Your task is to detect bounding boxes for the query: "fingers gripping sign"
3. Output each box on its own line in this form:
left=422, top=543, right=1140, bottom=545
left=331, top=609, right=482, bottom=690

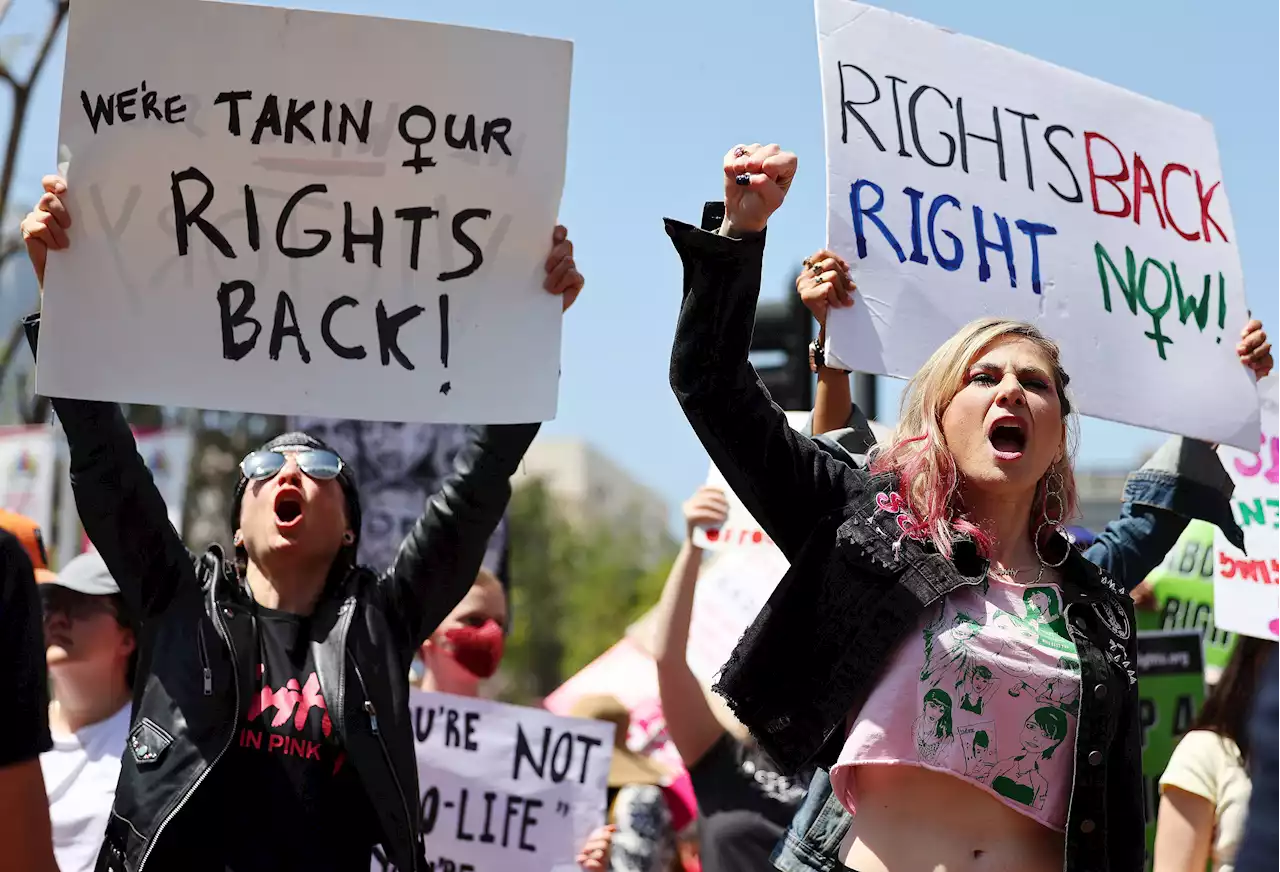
left=720, top=143, right=798, bottom=237
left=20, top=175, right=72, bottom=290
left=798, top=248, right=856, bottom=328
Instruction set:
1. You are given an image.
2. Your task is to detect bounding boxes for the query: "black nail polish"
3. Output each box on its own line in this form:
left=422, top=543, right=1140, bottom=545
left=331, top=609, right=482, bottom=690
left=735, top=174, right=750, bottom=186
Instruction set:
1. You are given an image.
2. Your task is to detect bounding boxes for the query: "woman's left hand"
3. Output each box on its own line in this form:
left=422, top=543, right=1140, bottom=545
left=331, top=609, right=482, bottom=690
left=576, top=824, right=615, bottom=871
left=1238, top=319, right=1272, bottom=378
left=545, top=225, right=584, bottom=312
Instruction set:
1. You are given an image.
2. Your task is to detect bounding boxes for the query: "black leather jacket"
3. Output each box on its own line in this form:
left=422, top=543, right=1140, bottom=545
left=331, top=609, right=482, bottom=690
left=665, top=213, right=1145, bottom=872
left=24, top=314, right=538, bottom=872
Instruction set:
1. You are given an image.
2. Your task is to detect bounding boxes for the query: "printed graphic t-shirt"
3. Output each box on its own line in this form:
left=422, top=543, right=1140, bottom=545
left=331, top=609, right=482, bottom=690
left=832, top=578, right=1081, bottom=831
left=217, top=607, right=380, bottom=871
left=688, top=734, right=812, bottom=872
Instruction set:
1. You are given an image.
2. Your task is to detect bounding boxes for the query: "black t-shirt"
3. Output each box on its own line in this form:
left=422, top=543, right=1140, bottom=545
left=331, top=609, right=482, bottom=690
left=215, top=606, right=380, bottom=871
left=0, top=529, right=52, bottom=766
left=687, top=734, right=811, bottom=872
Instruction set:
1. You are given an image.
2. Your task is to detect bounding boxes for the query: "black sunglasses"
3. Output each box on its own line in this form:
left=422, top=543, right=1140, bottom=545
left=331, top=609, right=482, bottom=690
left=40, top=587, right=121, bottom=623
left=240, top=449, right=344, bottom=483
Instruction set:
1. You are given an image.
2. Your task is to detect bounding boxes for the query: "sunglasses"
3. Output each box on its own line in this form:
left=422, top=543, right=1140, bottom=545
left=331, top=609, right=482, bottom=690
left=240, top=449, right=344, bottom=483
left=40, top=587, right=121, bottom=623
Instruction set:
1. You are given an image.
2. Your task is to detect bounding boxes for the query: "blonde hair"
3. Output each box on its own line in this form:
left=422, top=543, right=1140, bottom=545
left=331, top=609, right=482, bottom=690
left=870, top=318, right=1079, bottom=557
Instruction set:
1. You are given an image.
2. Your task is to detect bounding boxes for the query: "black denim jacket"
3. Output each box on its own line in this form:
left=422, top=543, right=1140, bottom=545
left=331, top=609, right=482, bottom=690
left=666, top=209, right=1146, bottom=872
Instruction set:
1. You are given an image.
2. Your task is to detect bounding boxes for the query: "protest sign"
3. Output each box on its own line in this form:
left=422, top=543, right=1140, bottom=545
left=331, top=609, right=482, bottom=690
left=372, top=691, right=613, bottom=872
left=1136, top=520, right=1236, bottom=677
left=1136, top=630, right=1206, bottom=871
left=288, top=417, right=508, bottom=575
left=0, top=425, right=56, bottom=534
left=77, top=427, right=194, bottom=555
left=685, top=547, right=790, bottom=688
left=1213, top=375, right=1279, bottom=639
left=39, top=0, right=572, bottom=424
left=543, top=638, right=697, bottom=832
left=817, top=0, right=1259, bottom=449
left=691, top=411, right=809, bottom=551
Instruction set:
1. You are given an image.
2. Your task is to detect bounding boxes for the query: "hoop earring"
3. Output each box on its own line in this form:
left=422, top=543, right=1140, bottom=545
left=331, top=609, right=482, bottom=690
left=342, top=531, right=355, bottom=545
left=1034, top=469, right=1069, bottom=568
left=232, top=532, right=243, bottom=546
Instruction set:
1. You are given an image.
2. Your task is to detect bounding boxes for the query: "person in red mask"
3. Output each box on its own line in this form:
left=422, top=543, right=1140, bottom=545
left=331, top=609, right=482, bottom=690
left=415, top=568, right=615, bottom=870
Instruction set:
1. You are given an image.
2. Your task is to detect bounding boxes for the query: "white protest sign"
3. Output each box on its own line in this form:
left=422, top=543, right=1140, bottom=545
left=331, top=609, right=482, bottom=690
left=817, top=0, right=1260, bottom=449
left=691, top=411, right=808, bottom=551
left=39, top=0, right=571, bottom=424
left=685, top=547, right=791, bottom=687
left=78, top=427, right=194, bottom=555
left=372, top=691, right=613, bottom=872
left=1213, top=376, right=1279, bottom=640
left=0, top=425, right=56, bottom=534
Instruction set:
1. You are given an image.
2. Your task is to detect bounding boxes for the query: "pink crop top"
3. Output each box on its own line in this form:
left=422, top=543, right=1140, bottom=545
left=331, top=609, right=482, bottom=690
left=830, top=577, right=1080, bottom=831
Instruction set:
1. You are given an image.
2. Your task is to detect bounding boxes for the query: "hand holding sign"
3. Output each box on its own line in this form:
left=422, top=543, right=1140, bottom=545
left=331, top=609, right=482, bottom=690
left=797, top=247, right=856, bottom=329
left=683, top=486, right=730, bottom=543
left=1237, top=319, right=1273, bottom=379
left=721, top=143, right=798, bottom=236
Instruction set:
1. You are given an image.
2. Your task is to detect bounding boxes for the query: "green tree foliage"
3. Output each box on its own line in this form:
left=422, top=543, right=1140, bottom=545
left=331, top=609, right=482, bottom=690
left=502, top=477, right=675, bottom=704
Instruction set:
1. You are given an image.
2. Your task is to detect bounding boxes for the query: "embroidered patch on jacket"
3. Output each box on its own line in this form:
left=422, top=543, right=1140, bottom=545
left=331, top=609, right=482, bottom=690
left=1093, top=598, right=1132, bottom=641
left=1106, top=639, right=1137, bottom=686
left=875, top=490, right=927, bottom=541
left=128, top=718, right=174, bottom=765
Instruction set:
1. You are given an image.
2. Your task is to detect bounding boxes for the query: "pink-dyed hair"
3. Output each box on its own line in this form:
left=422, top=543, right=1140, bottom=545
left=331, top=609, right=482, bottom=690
left=869, top=318, right=1080, bottom=558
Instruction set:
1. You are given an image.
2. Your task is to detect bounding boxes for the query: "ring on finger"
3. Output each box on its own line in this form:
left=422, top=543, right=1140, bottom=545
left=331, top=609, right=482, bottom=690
left=810, top=263, right=822, bottom=276
left=734, top=146, right=749, bottom=158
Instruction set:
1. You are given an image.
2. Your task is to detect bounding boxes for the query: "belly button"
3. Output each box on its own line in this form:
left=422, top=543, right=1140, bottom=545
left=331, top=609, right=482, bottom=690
left=973, top=849, right=985, bottom=859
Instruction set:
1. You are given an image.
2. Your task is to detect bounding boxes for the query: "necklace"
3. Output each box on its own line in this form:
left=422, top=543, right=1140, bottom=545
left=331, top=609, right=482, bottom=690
left=990, top=563, right=1047, bottom=585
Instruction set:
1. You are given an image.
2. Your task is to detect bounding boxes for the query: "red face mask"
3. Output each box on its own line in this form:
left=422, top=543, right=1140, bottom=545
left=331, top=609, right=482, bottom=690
left=444, top=619, right=505, bottom=679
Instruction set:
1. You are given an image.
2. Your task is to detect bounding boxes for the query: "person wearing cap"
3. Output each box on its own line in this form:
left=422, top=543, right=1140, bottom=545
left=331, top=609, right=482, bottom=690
left=20, top=174, right=585, bottom=872
left=569, top=694, right=679, bottom=872
left=38, top=552, right=137, bottom=872
left=0, top=517, right=60, bottom=872
left=410, top=567, right=616, bottom=871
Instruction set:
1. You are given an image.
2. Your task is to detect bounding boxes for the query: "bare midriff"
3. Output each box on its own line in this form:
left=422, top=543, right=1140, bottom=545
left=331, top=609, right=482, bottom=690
left=839, top=765, right=1064, bottom=872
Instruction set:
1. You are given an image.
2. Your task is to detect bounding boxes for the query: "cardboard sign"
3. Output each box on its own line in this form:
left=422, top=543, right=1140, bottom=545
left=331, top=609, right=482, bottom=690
left=1136, top=630, right=1206, bottom=872
left=39, top=0, right=572, bottom=424
left=1136, top=520, right=1236, bottom=676
left=372, top=691, right=613, bottom=872
left=1214, top=375, right=1279, bottom=640
left=817, top=0, right=1260, bottom=450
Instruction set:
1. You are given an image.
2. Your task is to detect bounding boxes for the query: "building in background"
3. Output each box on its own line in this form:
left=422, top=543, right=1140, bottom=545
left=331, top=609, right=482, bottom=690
left=1074, top=466, right=1136, bottom=534
left=513, top=437, right=670, bottom=556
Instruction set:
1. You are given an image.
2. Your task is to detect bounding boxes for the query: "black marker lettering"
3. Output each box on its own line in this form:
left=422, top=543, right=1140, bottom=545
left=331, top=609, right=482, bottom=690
left=217, top=280, right=261, bottom=360
left=276, top=184, right=330, bottom=258
left=439, top=208, right=491, bottom=281
left=171, top=167, right=235, bottom=258
left=320, top=296, right=365, bottom=360
left=268, top=291, right=311, bottom=363
left=375, top=301, right=425, bottom=369
left=214, top=90, right=253, bottom=136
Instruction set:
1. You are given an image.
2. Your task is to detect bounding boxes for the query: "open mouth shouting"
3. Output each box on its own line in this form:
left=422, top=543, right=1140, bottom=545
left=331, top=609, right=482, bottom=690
left=273, top=488, right=305, bottom=530
left=987, top=415, right=1028, bottom=461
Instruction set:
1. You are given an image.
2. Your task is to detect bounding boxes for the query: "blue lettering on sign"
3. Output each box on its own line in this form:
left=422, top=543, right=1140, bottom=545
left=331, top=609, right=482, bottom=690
left=848, top=178, right=1059, bottom=294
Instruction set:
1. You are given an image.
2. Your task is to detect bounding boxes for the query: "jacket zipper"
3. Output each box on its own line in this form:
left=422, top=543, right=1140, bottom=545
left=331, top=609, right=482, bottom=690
left=137, top=595, right=241, bottom=872
left=349, top=654, right=419, bottom=872
left=197, top=621, right=213, bottom=696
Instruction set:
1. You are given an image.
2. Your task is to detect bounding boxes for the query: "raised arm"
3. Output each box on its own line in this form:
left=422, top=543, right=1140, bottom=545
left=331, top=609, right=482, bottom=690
left=667, top=145, right=864, bottom=560
left=382, top=224, right=584, bottom=647
left=652, top=487, right=731, bottom=768
left=20, top=176, right=192, bottom=619
left=383, top=422, right=539, bottom=648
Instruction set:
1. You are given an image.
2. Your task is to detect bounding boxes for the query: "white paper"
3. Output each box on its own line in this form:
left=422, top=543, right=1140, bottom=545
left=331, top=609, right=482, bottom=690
left=372, top=691, right=613, bottom=872
left=685, top=547, right=791, bottom=687
left=1213, top=376, right=1279, bottom=640
left=817, top=0, right=1260, bottom=449
left=0, top=425, right=57, bottom=536
left=40, top=0, right=572, bottom=424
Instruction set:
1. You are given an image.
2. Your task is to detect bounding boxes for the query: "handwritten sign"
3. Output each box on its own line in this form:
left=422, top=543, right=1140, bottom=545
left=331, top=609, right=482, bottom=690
left=372, top=691, right=613, bottom=872
left=691, top=412, right=808, bottom=551
left=38, top=0, right=571, bottom=424
left=817, top=0, right=1260, bottom=450
left=1214, top=376, right=1279, bottom=639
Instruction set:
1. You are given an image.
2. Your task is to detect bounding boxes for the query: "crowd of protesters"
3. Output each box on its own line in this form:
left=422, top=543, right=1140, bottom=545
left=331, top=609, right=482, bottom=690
left=1, top=138, right=1275, bottom=872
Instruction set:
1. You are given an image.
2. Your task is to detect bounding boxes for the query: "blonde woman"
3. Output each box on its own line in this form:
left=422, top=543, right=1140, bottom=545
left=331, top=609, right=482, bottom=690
left=664, top=143, right=1267, bottom=872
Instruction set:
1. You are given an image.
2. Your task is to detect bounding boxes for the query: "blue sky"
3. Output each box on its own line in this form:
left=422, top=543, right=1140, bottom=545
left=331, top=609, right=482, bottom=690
left=2, top=0, right=1276, bottom=529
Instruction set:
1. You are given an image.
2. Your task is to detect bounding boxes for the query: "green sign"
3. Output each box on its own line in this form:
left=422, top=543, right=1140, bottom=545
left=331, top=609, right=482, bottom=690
left=1137, top=630, right=1206, bottom=872
left=1136, top=520, right=1236, bottom=673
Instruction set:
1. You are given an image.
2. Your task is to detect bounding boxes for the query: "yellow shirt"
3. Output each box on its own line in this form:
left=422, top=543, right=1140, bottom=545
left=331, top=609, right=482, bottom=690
left=1159, top=730, right=1252, bottom=872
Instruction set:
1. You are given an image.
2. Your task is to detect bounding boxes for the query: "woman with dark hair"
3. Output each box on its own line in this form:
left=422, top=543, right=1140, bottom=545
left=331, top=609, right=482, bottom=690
left=664, top=143, right=1270, bottom=872
left=1154, top=637, right=1276, bottom=872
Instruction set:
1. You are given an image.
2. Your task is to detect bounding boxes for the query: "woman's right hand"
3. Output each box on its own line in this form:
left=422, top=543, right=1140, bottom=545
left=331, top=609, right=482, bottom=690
left=797, top=248, right=855, bottom=329
left=683, top=485, right=730, bottom=542
left=19, top=175, right=72, bottom=290
left=721, top=143, right=797, bottom=236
